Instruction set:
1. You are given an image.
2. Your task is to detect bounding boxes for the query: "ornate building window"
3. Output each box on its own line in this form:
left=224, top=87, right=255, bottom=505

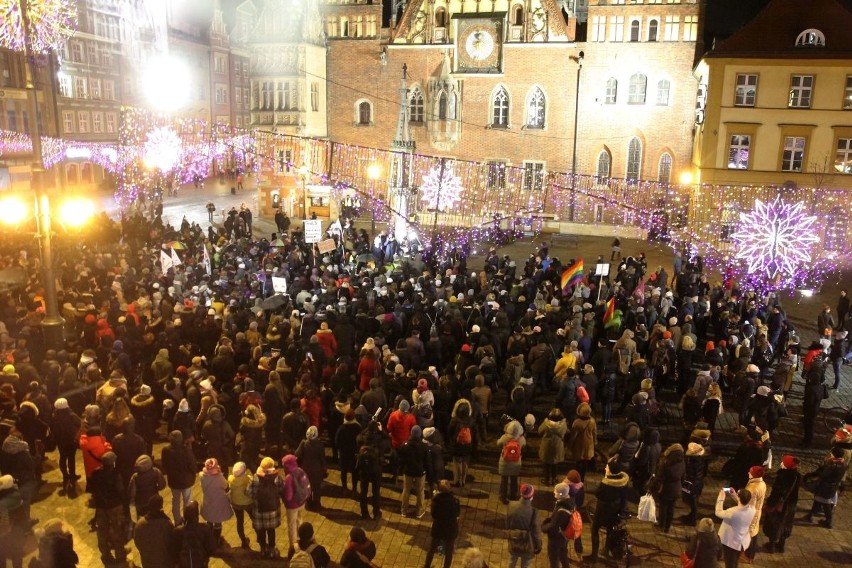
left=605, top=78, right=617, bottom=104
left=355, top=100, right=372, bottom=125
left=626, top=137, right=642, bottom=179
left=409, top=87, right=424, bottom=123
left=526, top=87, right=546, bottom=129
left=628, top=73, right=647, bottom=104
left=658, top=153, right=672, bottom=183
left=492, top=86, right=510, bottom=128
left=657, top=79, right=671, bottom=105
left=596, top=150, right=611, bottom=183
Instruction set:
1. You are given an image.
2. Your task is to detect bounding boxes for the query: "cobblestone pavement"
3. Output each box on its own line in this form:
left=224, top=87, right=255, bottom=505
left=29, top=180, right=848, bottom=567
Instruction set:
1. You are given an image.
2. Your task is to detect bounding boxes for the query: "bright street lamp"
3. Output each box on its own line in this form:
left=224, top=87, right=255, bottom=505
left=143, top=54, right=190, bottom=113
left=0, top=195, right=94, bottom=349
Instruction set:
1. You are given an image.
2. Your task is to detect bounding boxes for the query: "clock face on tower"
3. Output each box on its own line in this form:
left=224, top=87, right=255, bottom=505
left=456, top=16, right=502, bottom=73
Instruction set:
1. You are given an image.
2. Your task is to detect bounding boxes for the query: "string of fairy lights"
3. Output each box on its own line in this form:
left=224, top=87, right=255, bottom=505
left=1, top=104, right=850, bottom=291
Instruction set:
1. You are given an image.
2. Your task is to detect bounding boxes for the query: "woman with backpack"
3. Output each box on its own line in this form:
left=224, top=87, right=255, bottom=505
left=448, top=399, right=478, bottom=488
left=497, top=420, right=526, bottom=504
left=246, top=456, right=283, bottom=559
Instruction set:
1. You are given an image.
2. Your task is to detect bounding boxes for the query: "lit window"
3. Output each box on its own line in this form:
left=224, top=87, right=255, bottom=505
left=596, top=150, right=611, bottom=182
left=605, top=78, right=617, bottom=104
left=795, top=28, right=826, bottom=47
left=781, top=136, right=805, bottom=172
left=835, top=138, right=852, bottom=174
left=526, top=87, right=545, bottom=128
left=492, top=87, right=509, bottom=127
left=789, top=75, right=814, bottom=108
left=75, top=77, right=87, bottom=98
left=728, top=135, right=751, bottom=169
left=409, top=87, right=424, bottom=122
left=844, top=76, right=852, bottom=110
left=92, top=112, right=103, bottom=133
left=626, top=137, right=642, bottom=179
left=664, top=16, right=679, bottom=41
left=58, top=75, right=72, bottom=97
left=658, top=153, right=672, bottom=183
left=735, top=74, right=758, bottom=106
left=62, top=111, right=74, bottom=133
left=683, top=16, right=698, bottom=41
left=103, top=80, right=115, bottom=101
left=77, top=111, right=90, bottom=133
left=487, top=160, right=507, bottom=189
left=611, top=16, right=625, bottom=42
left=656, top=79, right=670, bottom=105
left=523, top=161, right=545, bottom=191
left=106, top=113, right=116, bottom=133
left=591, top=16, right=606, bottom=42
left=628, top=73, right=647, bottom=104
left=70, top=42, right=82, bottom=63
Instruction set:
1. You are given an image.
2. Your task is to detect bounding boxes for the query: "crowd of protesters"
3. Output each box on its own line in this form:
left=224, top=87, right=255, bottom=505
left=0, top=199, right=849, bottom=568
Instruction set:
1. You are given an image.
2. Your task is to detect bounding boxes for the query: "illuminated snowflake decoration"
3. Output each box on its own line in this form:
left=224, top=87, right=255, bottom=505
left=420, top=164, right=463, bottom=211
left=0, top=0, right=77, bottom=54
left=731, top=195, right=820, bottom=287
left=143, top=127, right=182, bottom=172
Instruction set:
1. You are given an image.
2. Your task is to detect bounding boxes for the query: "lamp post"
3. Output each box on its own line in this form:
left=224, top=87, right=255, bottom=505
left=569, top=50, right=584, bottom=222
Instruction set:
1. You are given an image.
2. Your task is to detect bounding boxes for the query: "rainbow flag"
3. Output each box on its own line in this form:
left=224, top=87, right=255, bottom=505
left=603, top=296, right=616, bottom=324
left=560, top=259, right=584, bottom=294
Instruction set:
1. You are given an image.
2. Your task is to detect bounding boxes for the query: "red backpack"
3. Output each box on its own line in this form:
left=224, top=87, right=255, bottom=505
left=502, top=439, right=521, bottom=462
left=563, top=510, right=583, bottom=540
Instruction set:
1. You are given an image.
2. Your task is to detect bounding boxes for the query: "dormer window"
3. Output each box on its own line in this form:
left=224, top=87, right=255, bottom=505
left=796, top=28, right=825, bottom=47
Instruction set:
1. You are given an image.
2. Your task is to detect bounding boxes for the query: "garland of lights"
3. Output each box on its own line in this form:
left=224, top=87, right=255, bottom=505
left=0, top=0, right=77, bottom=54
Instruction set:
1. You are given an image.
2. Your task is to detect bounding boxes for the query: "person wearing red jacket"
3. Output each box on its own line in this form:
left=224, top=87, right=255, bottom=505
left=316, top=322, right=338, bottom=359
left=386, top=400, right=416, bottom=484
left=79, top=426, right=112, bottom=483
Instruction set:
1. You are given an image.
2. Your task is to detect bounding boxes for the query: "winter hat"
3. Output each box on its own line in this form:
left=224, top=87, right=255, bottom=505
left=232, top=462, right=247, bottom=477
left=0, top=475, right=14, bottom=490
left=178, top=398, right=190, bottom=413
left=204, top=458, right=221, bottom=475
left=199, top=379, right=213, bottom=392
left=417, top=378, right=429, bottom=392
left=101, top=451, right=117, bottom=466
left=565, top=470, right=581, bottom=484
left=139, top=384, right=152, bottom=396
left=520, top=483, right=535, bottom=500
left=423, top=427, right=436, bottom=439
left=746, top=364, right=760, bottom=374
left=781, top=455, right=799, bottom=470
left=756, top=385, right=771, bottom=397
left=834, top=427, right=852, bottom=443
left=135, top=454, right=153, bottom=471
left=306, top=425, right=318, bottom=440
left=748, top=465, right=765, bottom=478
left=394, top=364, right=405, bottom=375
left=687, top=442, right=705, bottom=456
left=524, top=413, right=536, bottom=432
left=398, top=400, right=410, bottom=413
left=410, top=425, right=422, bottom=440
left=662, top=331, right=672, bottom=339
left=471, top=324, right=480, bottom=333
left=640, top=378, right=653, bottom=391
left=554, top=483, right=571, bottom=500
left=260, top=457, right=276, bottom=472
left=20, top=401, right=39, bottom=416
left=54, top=398, right=69, bottom=410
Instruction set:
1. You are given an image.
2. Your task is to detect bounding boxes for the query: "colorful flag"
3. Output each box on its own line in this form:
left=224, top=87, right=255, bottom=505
left=603, top=296, right=616, bottom=324
left=560, top=259, right=584, bottom=294
left=328, top=218, right=344, bottom=236
left=171, top=248, right=182, bottom=267
left=160, top=250, right=173, bottom=272
left=202, top=245, right=212, bottom=276
left=633, top=278, right=645, bottom=302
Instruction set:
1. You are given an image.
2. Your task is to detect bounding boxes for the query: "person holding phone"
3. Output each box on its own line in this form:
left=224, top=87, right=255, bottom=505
left=715, top=487, right=756, bottom=568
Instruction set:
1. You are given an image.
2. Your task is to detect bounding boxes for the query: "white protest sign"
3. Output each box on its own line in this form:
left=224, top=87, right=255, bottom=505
left=304, top=219, right=323, bottom=243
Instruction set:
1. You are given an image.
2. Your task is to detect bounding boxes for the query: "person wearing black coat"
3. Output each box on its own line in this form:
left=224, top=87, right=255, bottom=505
left=399, top=426, right=430, bottom=518
left=726, top=433, right=765, bottom=490
left=172, top=501, right=215, bottom=568
left=656, top=443, right=686, bottom=533
left=50, top=399, right=82, bottom=494
left=356, top=422, right=385, bottom=520
left=586, top=461, right=630, bottom=564
left=804, top=446, right=848, bottom=528
left=335, top=410, right=362, bottom=493
left=762, top=455, right=801, bottom=553
left=802, top=360, right=826, bottom=447
left=90, top=452, right=127, bottom=565
left=296, top=426, right=327, bottom=510
left=160, top=430, right=197, bottom=526
left=423, top=480, right=460, bottom=568
left=682, top=442, right=707, bottom=526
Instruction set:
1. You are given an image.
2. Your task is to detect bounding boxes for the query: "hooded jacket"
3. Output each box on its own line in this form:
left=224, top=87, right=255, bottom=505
left=0, top=435, right=34, bottom=483
left=538, top=416, right=568, bottom=463
left=497, top=420, right=526, bottom=476
left=128, top=455, right=166, bottom=508
left=594, top=470, right=630, bottom=526
left=569, top=403, right=597, bottom=461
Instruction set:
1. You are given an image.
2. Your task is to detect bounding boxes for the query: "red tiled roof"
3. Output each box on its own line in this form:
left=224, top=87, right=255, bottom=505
left=707, top=0, right=852, bottom=58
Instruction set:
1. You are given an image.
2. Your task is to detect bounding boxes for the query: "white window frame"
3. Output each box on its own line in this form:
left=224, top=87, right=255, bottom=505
left=664, top=16, right=679, bottom=41
left=103, top=80, right=115, bottom=101
left=525, top=87, right=546, bottom=129
left=62, top=110, right=74, bottom=134
left=628, top=73, right=647, bottom=104
left=626, top=137, right=643, bottom=179
left=355, top=99, right=372, bottom=125
left=605, top=78, right=617, bottom=104
left=658, top=153, right=672, bottom=183
left=728, top=135, right=751, bottom=169
left=409, top=87, right=425, bottom=123
left=734, top=74, right=758, bottom=107
left=492, top=86, right=510, bottom=127
left=74, top=77, right=87, bottom=99
left=77, top=111, right=90, bottom=133
left=683, top=15, right=698, bottom=41
left=836, top=138, right=852, bottom=174
left=58, top=74, right=72, bottom=97
left=656, top=79, right=671, bottom=105
left=782, top=136, right=806, bottom=172
left=844, top=76, right=852, bottom=110
left=92, top=112, right=103, bottom=133
left=105, top=112, right=116, bottom=133
left=611, top=16, right=625, bottom=42
left=486, top=159, right=508, bottom=190
left=591, top=16, right=606, bottom=42
left=648, top=19, right=659, bottom=42
left=596, top=150, right=611, bottom=182
left=789, top=75, right=814, bottom=108
left=629, top=19, right=640, bottom=42
left=523, top=160, right=545, bottom=191
left=90, top=78, right=101, bottom=100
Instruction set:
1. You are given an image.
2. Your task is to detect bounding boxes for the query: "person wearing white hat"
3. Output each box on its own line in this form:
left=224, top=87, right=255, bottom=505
left=51, top=398, right=82, bottom=494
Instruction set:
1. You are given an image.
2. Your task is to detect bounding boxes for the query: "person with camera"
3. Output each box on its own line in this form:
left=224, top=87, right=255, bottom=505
left=715, top=487, right=756, bottom=568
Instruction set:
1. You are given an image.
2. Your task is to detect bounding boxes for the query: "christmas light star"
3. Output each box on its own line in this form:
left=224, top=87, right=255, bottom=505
left=732, top=195, right=820, bottom=287
left=420, top=163, right=463, bottom=211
